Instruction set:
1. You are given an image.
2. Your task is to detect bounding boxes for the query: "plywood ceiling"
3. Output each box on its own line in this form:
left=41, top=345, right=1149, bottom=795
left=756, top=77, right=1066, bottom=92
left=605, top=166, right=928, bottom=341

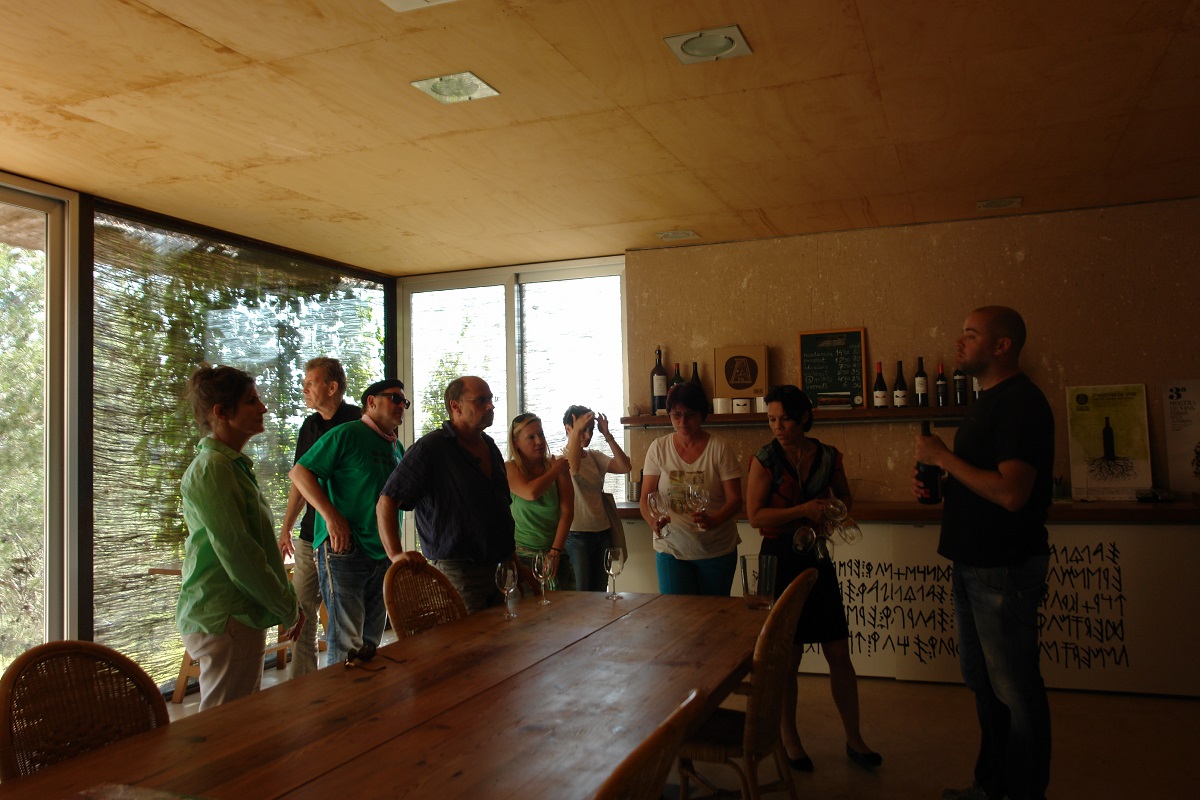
left=2, top=0, right=1198, bottom=276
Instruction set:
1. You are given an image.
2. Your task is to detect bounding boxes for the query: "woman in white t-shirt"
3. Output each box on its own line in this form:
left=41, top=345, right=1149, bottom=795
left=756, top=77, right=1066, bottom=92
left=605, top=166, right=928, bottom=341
left=562, top=405, right=632, bottom=591
left=638, top=383, right=744, bottom=595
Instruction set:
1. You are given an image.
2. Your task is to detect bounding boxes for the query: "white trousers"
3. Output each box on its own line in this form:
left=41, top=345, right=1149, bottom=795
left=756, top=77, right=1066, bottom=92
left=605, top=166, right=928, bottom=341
left=182, top=616, right=266, bottom=711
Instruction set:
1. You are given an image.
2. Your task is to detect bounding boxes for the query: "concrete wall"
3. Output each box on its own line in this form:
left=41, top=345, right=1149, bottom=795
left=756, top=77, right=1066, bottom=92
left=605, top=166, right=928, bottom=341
left=624, top=197, right=1200, bottom=501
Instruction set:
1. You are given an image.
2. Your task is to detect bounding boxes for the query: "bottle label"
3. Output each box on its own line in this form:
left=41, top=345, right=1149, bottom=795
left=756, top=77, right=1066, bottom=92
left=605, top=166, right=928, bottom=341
left=953, top=377, right=967, bottom=405
left=652, top=375, right=667, bottom=396
left=873, top=390, right=889, bottom=408
left=893, top=390, right=908, bottom=407
left=914, top=377, right=928, bottom=394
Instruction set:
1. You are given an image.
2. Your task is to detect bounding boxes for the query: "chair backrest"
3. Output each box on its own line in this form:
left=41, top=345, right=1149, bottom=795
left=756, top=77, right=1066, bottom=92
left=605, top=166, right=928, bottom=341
left=592, top=687, right=708, bottom=800
left=0, top=640, right=169, bottom=781
left=383, top=559, right=469, bottom=638
left=743, top=568, right=819, bottom=757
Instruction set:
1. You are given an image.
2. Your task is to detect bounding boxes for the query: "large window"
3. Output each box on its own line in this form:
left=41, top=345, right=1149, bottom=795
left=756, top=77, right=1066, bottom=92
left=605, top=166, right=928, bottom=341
left=402, top=258, right=626, bottom=509
left=410, top=285, right=509, bottom=443
left=518, top=274, right=625, bottom=495
left=0, top=200, right=46, bottom=669
left=0, top=175, right=74, bottom=675
left=91, top=208, right=389, bottom=684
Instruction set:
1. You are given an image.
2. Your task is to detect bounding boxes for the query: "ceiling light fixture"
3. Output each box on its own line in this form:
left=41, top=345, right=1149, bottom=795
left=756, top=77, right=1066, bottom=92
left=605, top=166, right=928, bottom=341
left=411, top=71, right=499, bottom=104
left=664, top=25, right=752, bottom=64
left=379, top=0, right=463, bottom=12
left=655, top=230, right=699, bottom=241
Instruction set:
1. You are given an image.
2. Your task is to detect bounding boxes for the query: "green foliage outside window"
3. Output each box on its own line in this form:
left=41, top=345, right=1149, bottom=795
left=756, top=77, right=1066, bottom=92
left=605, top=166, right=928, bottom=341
left=0, top=243, right=45, bottom=670
left=91, top=213, right=386, bottom=685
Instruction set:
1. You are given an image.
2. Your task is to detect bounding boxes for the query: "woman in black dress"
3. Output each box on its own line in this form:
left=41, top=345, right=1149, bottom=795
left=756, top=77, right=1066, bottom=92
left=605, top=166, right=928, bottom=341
left=746, top=384, right=881, bottom=772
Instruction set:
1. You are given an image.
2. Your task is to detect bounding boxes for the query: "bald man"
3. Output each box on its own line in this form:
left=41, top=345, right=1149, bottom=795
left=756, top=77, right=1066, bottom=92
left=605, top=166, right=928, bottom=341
left=914, top=306, right=1054, bottom=800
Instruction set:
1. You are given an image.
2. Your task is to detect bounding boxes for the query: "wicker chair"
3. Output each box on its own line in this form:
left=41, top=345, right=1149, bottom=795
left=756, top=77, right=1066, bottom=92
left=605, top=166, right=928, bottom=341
left=382, top=559, right=468, bottom=638
left=677, top=568, right=819, bottom=800
left=0, top=640, right=169, bottom=782
left=593, top=687, right=708, bottom=800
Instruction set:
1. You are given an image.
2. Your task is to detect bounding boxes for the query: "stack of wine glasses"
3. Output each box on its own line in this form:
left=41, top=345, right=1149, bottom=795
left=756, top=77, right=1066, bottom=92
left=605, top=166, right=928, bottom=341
left=792, top=496, right=864, bottom=559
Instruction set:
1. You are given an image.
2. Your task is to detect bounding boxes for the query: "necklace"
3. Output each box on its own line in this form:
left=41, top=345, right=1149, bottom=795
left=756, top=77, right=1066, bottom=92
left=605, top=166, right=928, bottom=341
left=782, top=438, right=815, bottom=476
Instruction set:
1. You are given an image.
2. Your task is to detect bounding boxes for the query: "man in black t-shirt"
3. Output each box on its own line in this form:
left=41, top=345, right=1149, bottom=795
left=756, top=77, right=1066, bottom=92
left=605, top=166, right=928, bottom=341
left=914, top=306, right=1053, bottom=800
left=278, top=357, right=361, bottom=676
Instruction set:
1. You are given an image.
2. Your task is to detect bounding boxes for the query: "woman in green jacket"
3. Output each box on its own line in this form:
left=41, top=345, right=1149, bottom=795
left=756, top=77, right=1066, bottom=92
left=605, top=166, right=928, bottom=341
left=177, top=364, right=301, bottom=710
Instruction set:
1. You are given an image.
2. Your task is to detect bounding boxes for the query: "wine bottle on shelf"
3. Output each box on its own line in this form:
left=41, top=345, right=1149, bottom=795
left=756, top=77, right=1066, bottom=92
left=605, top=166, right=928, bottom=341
left=935, top=363, right=949, bottom=408
left=972, top=376, right=982, bottom=401
left=689, top=360, right=702, bottom=388
left=953, top=368, right=968, bottom=406
left=913, top=356, right=929, bottom=407
left=872, top=361, right=889, bottom=409
left=916, top=421, right=942, bottom=504
left=893, top=360, right=908, bottom=407
left=671, top=362, right=685, bottom=387
left=650, top=347, right=668, bottom=414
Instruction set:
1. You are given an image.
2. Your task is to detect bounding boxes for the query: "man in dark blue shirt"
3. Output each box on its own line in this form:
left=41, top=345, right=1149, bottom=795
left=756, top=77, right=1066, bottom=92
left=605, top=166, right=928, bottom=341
left=914, top=306, right=1054, bottom=800
left=377, top=376, right=524, bottom=614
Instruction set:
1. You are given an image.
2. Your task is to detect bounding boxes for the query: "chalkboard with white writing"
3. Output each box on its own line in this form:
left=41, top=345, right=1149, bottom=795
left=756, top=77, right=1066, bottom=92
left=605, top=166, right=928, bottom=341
left=798, top=328, right=867, bottom=409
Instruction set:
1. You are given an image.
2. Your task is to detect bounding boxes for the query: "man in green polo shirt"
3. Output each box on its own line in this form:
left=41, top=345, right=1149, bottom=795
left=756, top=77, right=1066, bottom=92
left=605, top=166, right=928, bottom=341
left=289, top=378, right=408, bottom=666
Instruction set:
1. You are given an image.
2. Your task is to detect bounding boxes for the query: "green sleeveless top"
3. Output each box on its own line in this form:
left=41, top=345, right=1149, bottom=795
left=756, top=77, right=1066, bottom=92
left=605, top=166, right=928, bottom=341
left=511, top=481, right=560, bottom=550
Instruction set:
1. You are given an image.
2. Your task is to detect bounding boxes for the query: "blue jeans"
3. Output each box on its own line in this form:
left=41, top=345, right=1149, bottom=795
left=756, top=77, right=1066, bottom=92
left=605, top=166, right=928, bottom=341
left=565, top=529, right=613, bottom=592
left=431, top=560, right=503, bottom=616
left=953, top=554, right=1052, bottom=800
left=317, top=540, right=388, bottom=667
left=655, top=550, right=737, bottom=596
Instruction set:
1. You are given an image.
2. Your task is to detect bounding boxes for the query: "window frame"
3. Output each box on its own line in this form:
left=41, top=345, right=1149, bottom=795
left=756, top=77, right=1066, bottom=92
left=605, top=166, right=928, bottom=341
left=397, top=255, right=627, bottom=550
left=0, top=171, right=81, bottom=643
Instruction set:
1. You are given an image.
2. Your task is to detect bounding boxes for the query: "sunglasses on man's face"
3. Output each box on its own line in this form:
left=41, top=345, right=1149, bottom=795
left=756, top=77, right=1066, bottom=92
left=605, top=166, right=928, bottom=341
left=379, top=392, right=411, bottom=408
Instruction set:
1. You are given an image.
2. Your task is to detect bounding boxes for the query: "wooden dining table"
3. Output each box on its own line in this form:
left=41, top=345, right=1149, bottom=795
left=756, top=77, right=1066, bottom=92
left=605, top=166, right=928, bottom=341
left=0, top=591, right=768, bottom=799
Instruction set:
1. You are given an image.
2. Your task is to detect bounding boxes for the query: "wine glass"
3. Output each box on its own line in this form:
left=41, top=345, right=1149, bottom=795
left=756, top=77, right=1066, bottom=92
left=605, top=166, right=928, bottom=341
left=532, top=551, right=551, bottom=605
left=604, top=547, right=624, bottom=600
left=814, top=526, right=834, bottom=561
left=824, top=497, right=848, bottom=522
left=495, top=560, right=518, bottom=620
left=685, top=484, right=710, bottom=530
left=646, top=492, right=673, bottom=538
left=835, top=517, right=864, bottom=546
left=793, top=524, right=817, bottom=553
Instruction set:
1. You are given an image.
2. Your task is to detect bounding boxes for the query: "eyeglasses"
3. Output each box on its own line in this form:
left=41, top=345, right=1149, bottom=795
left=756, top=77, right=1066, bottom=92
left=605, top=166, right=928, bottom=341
left=379, top=393, right=411, bottom=408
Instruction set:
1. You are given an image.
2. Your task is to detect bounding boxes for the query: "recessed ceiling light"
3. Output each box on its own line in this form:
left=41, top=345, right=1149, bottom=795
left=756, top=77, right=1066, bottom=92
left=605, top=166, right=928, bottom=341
left=664, top=25, right=752, bottom=64
left=655, top=230, right=699, bottom=241
left=411, top=71, right=499, bottom=104
left=976, top=196, right=1023, bottom=210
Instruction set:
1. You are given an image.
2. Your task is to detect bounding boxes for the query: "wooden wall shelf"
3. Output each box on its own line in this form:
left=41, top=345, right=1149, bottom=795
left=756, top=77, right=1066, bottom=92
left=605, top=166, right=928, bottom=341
left=620, top=406, right=966, bottom=428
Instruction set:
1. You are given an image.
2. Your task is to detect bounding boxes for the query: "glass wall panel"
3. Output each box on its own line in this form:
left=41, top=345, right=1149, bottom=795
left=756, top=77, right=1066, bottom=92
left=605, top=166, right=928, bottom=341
left=91, top=211, right=387, bottom=685
left=0, top=201, right=46, bottom=672
left=409, top=285, right=509, bottom=452
left=519, top=275, right=626, bottom=498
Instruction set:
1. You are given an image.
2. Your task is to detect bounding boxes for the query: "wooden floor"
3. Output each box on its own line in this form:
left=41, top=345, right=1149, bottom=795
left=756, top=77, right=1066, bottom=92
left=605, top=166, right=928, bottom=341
left=171, top=660, right=1200, bottom=798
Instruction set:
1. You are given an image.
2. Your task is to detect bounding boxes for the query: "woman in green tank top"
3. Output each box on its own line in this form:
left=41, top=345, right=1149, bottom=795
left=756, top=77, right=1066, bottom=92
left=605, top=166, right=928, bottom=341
left=506, top=413, right=576, bottom=590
